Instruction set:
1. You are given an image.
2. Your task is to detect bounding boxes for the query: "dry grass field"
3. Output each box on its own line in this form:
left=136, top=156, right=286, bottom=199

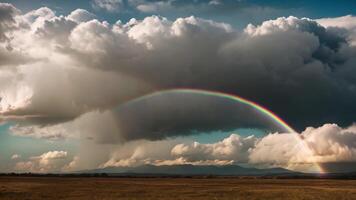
left=0, top=177, right=356, bottom=200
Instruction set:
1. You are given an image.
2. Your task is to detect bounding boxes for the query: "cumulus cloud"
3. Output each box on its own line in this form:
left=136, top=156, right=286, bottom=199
left=317, top=15, right=356, bottom=30
left=249, top=123, right=356, bottom=172
left=0, top=3, right=19, bottom=42
left=299, top=124, right=356, bottom=163
left=2, top=3, right=356, bottom=133
left=8, top=123, right=356, bottom=173
left=101, top=139, right=179, bottom=168
left=62, top=156, right=80, bottom=172
left=0, top=3, right=32, bottom=66
left=15, top=151, right=69, bottom=172
left=317, top=15, right=356, bottom=46
left=99, top=124, right=356, bottom=173
left=171, top=134, right=256, bottom=163
left=67, top=9, right=96, bottom=23
left=66, top=14, right=356, bottom=130
left=1, top=4, right=356, bottom=173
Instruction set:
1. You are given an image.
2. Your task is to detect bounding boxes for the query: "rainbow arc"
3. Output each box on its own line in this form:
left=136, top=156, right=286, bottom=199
left=129, top=88, right=324, bottom=173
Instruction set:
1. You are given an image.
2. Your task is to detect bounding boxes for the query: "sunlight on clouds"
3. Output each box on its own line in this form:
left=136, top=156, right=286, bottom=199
left=99, top=124, right=356, bottom=173
left=1, top=2, right=356, bottom=173
left=15, top=151, right=68, bottom=173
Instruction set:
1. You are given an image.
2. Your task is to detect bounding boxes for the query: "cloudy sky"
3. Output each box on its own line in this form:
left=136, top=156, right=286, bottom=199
left=1, top=0, right=356, bottom=173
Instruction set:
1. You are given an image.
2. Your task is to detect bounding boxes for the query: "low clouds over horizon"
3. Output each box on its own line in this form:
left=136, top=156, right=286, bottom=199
left=1, top=2, right=356, bottom=173
left=13, top=123, right=356, bottom=173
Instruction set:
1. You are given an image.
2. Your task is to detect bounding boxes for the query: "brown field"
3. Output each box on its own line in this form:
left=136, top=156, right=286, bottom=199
left=1, top=177, right=356, bottom=200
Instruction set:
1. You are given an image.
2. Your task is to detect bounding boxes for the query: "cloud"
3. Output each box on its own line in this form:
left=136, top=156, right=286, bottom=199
left=67, top=9, right=96, bottom=23
left=15, top=151, right=69, bottom=172
left=317, top=15, right=356, bottom=46
left=92, top=0, right=124, bottom=12
left=0, top=3, right=20, bottom=42
left=249, top=123, right=356, bottom=172
left=317, top=15, right=356, bottom=30
left=13, top=89, right=295, bottom=143
left=135, top=1, right=174, bottom=13
left=62, top=156, right=80, bottom=171
left=10, top=124, right=70, bottom=140
left=100, top=139, right=185, bottom=168
left=34, top=15, right=77, bottom=45
left=209, top=0, right=222, bottom=6
left=1, top=4, right=356, bottom=167
left=0, top=52, right=152, bottom=127
left=0, top=3, right=32, bottom=67
left=107, top=90, right=292, bottom=143
left=64, top=14, right=356, bottom=130
left=2, top=3, right=356, bottom=174
left=300, top=124, right=356, bottom=163
left=99, top=123, right=356, bottom=173
left=9, top=123, right=356, bottom=173
left=171, top=134, right=256, bottom=163
left=11, top=154, right=20, bottom=160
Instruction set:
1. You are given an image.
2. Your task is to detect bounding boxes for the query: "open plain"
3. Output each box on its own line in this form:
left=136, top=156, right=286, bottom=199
left=0, top=177, right=356, bottom=200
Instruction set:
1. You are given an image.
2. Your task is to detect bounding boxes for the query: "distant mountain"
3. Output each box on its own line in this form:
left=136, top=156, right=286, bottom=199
left=78, top=164, right=296, bottom=176
left=319, top=162, right=356, bottom=173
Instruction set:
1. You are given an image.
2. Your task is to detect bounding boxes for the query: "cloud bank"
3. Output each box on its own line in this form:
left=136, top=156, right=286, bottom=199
left=1, top=4, right=356, bottom=134
left=1, top=3, right=356, bottom=173
left=12, top=123, right=356, bottom=173
left=98, top=123, right=356, bottom=173
left=15, top=151, right=69, bottom=173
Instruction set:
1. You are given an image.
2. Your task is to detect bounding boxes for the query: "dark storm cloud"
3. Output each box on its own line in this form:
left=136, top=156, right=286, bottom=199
left=112, top=91, right=288, bottom=142
left=3, top=3, right=356, bottom=173
left=2, top=3, right=356, bottom=138
left=67, top=15, right=356, bottom=130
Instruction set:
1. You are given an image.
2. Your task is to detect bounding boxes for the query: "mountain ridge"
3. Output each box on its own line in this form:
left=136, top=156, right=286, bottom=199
left=77, top=164, right=297, bottom=176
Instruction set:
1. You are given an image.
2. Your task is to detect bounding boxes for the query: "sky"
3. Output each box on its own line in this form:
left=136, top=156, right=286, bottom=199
left=3, top=0, right=356, bottom=28
left=1, top=0, right=356, bottom=173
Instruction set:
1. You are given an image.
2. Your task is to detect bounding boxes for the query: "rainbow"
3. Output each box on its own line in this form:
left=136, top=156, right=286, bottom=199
left=128, top=88, right=295, bottom=132
left=128, top=88, right=324, bottom=173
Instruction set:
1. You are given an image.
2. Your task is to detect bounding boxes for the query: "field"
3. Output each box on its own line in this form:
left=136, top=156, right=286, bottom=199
left=1, top=177, right=356, bottom=200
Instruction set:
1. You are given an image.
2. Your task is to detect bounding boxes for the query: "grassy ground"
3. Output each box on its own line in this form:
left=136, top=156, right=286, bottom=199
left=0, top=177, right=356, bottom=200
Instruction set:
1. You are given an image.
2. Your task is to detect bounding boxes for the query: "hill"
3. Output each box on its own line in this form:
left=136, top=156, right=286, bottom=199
left=78, top=164, right=296, bottom=176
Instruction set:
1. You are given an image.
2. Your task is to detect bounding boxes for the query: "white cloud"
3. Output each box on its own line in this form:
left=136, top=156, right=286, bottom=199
left=317, top=15, right=356, bottom=29
left=1, top=3, right=356, bottom=173
left=317, top=15, right=356, bottom=46
left=15, top=151, right=69, bottom=172
left=135, top=1, right=173, bottom=13
left=171, top=134, right=257, bottom=163
left=209, top=0, right=222, bottom=6
left=11, top=154, right=21, bottom=160
left=62, top=156, right=80, bottom=171
left=21, top=7, right=56, bottom=31
left=98, top=124, right=356, bottom=173
left=249, top=124, right=356, bottom=172
left=101, top=139, right=179, bottom=168
left=67, top=9, right=96, bottom=23
left=10, top=123, right=356, bottom=173
left=152, top=158, right=234, bottom=166
left=244, top=16, right=316, bottom=36
left=3, top=5, right=355, bottom=134
left=92, top=0, right=124, bottom=12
